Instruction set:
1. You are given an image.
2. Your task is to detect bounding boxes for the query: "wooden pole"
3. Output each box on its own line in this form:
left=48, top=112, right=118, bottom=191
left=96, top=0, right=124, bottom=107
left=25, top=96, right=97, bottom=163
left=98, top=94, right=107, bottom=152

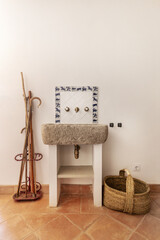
left=17, top=103, right=31, bottom=196
left=16, top=72, right=29, bottom=196
left=28, top=91, right=35, bottom=196
left=21, top=72, right=28, bottom=123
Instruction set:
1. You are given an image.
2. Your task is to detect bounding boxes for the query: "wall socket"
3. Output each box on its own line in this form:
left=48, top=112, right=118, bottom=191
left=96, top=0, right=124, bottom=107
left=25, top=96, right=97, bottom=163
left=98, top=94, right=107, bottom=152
left=132, top=163, right=141, bottom=172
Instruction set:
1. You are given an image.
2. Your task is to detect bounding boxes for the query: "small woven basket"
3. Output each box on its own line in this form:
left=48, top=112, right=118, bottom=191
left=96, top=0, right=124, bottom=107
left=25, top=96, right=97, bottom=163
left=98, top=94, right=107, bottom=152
left=103, top=169, right=151, bottom=214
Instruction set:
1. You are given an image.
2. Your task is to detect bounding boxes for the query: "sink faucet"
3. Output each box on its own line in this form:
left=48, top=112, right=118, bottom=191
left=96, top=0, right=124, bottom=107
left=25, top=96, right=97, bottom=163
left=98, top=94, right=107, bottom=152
left=74, top=145, right=80, bottom=159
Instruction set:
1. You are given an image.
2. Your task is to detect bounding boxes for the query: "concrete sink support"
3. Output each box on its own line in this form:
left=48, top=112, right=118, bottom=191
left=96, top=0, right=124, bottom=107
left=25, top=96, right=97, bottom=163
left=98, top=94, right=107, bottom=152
left=41, top=124, right=108, bottom=207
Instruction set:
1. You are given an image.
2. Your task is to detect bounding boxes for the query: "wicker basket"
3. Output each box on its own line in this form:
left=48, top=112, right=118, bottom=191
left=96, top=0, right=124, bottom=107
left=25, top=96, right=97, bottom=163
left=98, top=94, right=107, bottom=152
left=103, top=169, right=151, bottom=214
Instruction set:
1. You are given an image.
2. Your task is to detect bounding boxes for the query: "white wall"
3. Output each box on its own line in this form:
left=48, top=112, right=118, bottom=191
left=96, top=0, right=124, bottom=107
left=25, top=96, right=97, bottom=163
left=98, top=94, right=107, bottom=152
left=0, top=0, right=160, bottom=185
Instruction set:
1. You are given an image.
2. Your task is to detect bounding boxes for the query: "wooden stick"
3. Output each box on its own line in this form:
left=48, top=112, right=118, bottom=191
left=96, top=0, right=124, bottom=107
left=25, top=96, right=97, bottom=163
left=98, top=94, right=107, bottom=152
left=25, top=148, right=28, bottom=198
left=28, top=91, right=35, bottom=195
left=17, top=101, right=32, bottom=196
left=30, top=97, right=42, bottom=196
left=33, top=140, right=37, bottom=196
left=21, top=72, right=28, bottom=123
left=16, top=73, right=28, bottom=197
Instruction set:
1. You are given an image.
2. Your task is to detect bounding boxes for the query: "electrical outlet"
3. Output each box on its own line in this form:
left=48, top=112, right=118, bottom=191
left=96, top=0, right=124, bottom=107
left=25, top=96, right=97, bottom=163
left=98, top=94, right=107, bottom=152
left=132, top=163, right=141, bottom=172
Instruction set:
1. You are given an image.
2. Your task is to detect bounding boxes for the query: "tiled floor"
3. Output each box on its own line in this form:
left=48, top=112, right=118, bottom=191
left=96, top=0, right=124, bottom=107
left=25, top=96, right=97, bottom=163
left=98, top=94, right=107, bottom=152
left=0, top=192, right=160, bottom=240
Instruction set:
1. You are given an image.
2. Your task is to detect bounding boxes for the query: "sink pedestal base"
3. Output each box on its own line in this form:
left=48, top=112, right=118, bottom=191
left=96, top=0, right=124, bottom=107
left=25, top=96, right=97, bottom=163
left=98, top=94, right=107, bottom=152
left=93, top=144, right=102, bottom=207
left=49, top=144, right=103, bottom=207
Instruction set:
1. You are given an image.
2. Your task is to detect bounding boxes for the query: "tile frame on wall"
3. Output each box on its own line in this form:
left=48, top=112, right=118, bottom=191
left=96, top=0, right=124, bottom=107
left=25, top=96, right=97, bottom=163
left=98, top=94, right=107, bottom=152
left=55, top=86, right=98, bottom=123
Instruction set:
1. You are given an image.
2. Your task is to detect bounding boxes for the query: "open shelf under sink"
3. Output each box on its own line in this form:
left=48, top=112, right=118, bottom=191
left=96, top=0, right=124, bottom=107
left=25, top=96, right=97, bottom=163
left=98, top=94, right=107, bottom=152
left=57, top=165, right=93, bottom=179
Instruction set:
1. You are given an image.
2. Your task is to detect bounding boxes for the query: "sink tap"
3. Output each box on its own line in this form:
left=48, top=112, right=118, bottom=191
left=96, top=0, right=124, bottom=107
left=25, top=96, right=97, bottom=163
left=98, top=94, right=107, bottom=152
left=74, top=145, right=80, bottom=159
left=75, top=107, right=79, bottom=113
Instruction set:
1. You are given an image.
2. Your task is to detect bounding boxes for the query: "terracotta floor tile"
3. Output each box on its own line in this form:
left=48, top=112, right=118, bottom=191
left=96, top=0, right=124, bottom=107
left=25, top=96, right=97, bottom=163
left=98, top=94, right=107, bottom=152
left=153, top=197, right=160, bottom=207
left=5, top=194, right=80, bottom=215
left=0, top=215, right=32, bottom=240
left=149, top=200, right=160, bottom=219
left=105, top=207, right=145, bottom=230
left=23, top=233, right=39, bottom=240
left=0, top=195, right=12, bottom=210
left=21, top=212, right=60, bottom=230
left=150, top=193, right=160, bottom=209
left=76, top=233, right=91, bottom=240
left=25, top=194, right=81, bottom=214
left=81, top=196, right=108, bottom=214
left=55, top=195, right=81, bottom=213
left=0, top=208, right=15, bottom=224
left=80, top=185, right=92, bottom=196
left=61, top=184, right=80, bottom=194
left=0, top=193, right=160, bottom=240
left=26, top=194, right=53, bottom=214
left=59, top=193, right=80, bottom=200
left=150, top=193, right=160, bottom=201
left=136, top=214, right=160, bottom=240
left=36, top=215, right=81, bottom=240
left=65, top=213, right=100, bottom=230
left=4, top=198, right=34, bottom=214
left=20, top=195, right=58, bottom=215
left=86, top=215, right=131, bottom=240
left=129, top=232, right=147, bottom=240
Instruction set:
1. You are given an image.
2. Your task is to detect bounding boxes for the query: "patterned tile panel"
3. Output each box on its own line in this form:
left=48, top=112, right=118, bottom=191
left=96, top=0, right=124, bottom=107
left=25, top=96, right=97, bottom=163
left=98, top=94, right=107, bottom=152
left=55, top=86, right=98, bottom=124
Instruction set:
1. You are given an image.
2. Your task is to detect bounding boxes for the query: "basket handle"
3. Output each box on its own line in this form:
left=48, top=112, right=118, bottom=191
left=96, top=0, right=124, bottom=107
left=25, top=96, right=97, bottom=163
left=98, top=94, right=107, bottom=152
left=119, top=169, right=134, bottom=214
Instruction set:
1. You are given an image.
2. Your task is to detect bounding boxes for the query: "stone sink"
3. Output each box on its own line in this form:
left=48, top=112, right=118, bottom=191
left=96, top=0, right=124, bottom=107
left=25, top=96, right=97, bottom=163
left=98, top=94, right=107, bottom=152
left=41, top=124, right=108, bottom=145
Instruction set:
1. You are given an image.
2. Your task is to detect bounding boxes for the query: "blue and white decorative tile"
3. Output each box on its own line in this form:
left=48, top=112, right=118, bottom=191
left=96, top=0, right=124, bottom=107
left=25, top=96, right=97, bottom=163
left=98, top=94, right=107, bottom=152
left=55, top=86, right=98, bottom=124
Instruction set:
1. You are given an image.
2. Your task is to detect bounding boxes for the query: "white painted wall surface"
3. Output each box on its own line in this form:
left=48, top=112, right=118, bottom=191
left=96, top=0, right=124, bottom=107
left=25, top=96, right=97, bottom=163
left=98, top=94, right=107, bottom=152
left=0, top=0, right=160, bottom=185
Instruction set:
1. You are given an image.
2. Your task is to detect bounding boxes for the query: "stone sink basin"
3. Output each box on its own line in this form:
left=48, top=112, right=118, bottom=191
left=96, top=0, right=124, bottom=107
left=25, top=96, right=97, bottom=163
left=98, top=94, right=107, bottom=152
left=41, top=124, right=108, bottom=145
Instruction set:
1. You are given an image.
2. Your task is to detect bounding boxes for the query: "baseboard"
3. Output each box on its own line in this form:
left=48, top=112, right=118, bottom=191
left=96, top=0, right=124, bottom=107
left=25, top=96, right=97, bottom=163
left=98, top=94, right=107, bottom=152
left=0, top=184, right=93, bottom=195
left=149, top=184, right=160, bottom=193
left=0, top=185, right=17, bottom=195
left=0, top=185, right=49, bottom=195
left=0, top=184, right=159, bottom=195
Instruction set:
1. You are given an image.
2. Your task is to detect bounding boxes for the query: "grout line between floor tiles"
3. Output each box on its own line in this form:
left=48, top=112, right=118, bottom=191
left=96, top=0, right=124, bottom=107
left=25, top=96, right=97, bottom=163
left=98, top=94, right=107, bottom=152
left=84, top=213, right=139, bottom=240
left=18, top=214, right=37, bottom=239
left=0, top=197, right=13, bottom=211
left=0, top=213, right=28, bottom=226
left=1, top=214, right=36, bottom=240
left=83, top=215, right=102, bottom=232
left=74, top=232, right=93, bottom=240
left=73, top=232, right=83, bottom=240
left=19, top=213, right=36, bottom=232
left=21, top=214, right=62, bottom=240
left=127, top=231, right=148, bottom=240
left=127, top=232, right=148, bottom=240
left=86, top=232, right=94, bottom=240
left=35, top=214, right=62, bottom=231
left=126, top=214, right=147, bottom=240
left=21, top=231, right=37, bottom=240
left=148, top=212, right=160, bottom=222
left=87, top=233, right=94, bottom=240
left=152, top=198, right=160, bottom=208
left=21, top=231, right=40, bottom=240
left=0, top=211, right=17, bottom=225
left=0, top=216, right=12, bottom=225
left=62, top=214, right=83, bottom=231
left=34, top=215, right=63, bottom=240
left=84, top=216, right=102, bottom=240
left=104, top=212, right=140, bottom=233
left=136, top=232, right=148, bottom=240
left=109, top=213, right=133, bottom=230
